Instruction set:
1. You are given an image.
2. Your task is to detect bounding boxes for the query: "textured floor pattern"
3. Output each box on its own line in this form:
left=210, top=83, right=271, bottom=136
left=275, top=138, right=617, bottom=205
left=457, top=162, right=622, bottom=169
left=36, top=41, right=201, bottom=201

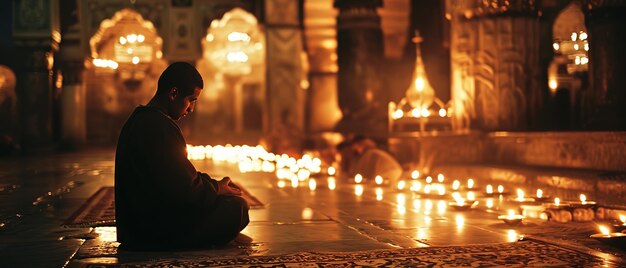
left=79, top=239, right=619, bottom=267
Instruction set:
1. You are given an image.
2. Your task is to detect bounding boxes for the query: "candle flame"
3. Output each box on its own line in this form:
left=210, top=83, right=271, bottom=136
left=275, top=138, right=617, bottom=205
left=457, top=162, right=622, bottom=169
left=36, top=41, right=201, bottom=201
left=397, top=180, right=406, bottom=190
left=516, top=189, right=524, bottom=201
left=328, top=166, right=336, bottom=176
left=437, top=173, right=444, bottom=183
left=599, top=225, right=610, bottom=236
left=508, top=209, right=516, bottom=217
left=355, top=185, right=363, bottom=196
left=452, top=180, right=460, bottom=190
left=355, top=174, right=363, bottom=184
left=426, top=176, right=433, bottom=183
left=308, top=179, right=317, bottom=191
left=579, top=194, right=587, bottom=204
left=328, top=177, right=336, bottom=190
left=497, top=185, right=504, bottom=193
left=536, top=189, right=543, bottom=199
left=375, top=175, right=383, bottom=185
left=486, top=184, right=493, bottom=194
left=411, top=170, right=419, bottom=179
left=620, top=214, right=626, bottom=224
left=554, top=197, right=560, bottom=206
left=467, top=178, right=474, bottom=189
left=424, top=184, right=432, bottom=194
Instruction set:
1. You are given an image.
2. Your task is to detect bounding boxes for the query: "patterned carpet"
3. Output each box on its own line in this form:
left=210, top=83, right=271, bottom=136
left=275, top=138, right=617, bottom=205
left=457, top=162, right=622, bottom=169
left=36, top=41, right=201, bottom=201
left=83, top=239, right=620, bottom=267
left=65, top=184, right=263, bottom=227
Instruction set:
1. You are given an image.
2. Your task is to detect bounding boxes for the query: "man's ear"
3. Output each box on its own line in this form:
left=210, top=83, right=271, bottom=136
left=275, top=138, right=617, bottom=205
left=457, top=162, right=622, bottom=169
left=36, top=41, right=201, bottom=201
left=168, top=87, right=178, bottom=101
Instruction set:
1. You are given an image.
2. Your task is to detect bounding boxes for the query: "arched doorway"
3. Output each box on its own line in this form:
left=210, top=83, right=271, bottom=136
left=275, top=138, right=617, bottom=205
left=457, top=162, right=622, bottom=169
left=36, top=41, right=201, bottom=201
left=195, top=8, right=266, bottom=140
left=549, top=2, right=588, bottom=129
left=85, top=8, right=167, bottom=143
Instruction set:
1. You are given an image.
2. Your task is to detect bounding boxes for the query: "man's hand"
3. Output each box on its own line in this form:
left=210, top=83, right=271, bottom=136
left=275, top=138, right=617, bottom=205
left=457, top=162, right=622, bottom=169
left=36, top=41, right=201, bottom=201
left=217, top=177, right=242, bottom=196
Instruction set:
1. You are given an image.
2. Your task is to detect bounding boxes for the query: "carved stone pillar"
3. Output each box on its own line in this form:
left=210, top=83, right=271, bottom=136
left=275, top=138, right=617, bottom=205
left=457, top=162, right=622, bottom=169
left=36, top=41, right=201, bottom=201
left=450, top=0, right=541, bottom=131
left=12, top=0, right=60, bottom=152
left=265, top=0, right=306, bottom=152
left=334, top=0, right=386, bottom=133
left=583, top=0, right=626, bottom=130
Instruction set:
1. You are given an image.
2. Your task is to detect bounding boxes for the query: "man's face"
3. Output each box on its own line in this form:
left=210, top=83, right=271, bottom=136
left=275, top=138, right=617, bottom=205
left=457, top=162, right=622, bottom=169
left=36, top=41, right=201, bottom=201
left=169, top=87, right=202, bottom=121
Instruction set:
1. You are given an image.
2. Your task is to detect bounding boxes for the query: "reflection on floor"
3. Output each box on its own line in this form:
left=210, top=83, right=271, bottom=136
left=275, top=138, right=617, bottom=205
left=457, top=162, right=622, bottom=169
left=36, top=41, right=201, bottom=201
left=0, top=149, right=624, bottom=267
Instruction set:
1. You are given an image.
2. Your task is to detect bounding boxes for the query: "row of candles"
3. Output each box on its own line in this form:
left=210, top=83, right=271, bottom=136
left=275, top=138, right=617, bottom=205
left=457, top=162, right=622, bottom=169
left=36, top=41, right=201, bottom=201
left=186, top=144, right=626, bottom=243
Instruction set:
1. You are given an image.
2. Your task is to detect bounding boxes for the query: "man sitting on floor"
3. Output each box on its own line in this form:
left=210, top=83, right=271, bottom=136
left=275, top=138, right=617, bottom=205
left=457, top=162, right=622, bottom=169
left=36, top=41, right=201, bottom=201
left=114, top=62, right=249, bottom=250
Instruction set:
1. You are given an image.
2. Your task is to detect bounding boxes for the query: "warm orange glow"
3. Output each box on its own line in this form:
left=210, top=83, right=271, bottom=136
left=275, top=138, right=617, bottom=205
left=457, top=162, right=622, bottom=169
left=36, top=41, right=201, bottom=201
left=411, top=170, right=419, bottom=179
left=579, top=194, right=587, bottom=204
left=437, top=174, right=444, bottom=183
left=467, top=178, right=474, bottom=189
left=328, top=177, right=336, bottom=190
left=486, top=184, right=493, bottom=194
left=327, top=166, right=336, bottom=176
left=497, top=185, right=504, bottom=193
left=308, top=179, right=317, bottom=191
left=620, top=214, right=626, bottom=224
left=354, top=174, right=363, bottom=184
left=397, top=180, right=406, bottom=190
left=516, top=189, right=524, bottom=201
left=452, top=180, right=460, bottom=190
left=355, top=185, right=364, bottom=196
left=426, top=176, right=433, bottom=183
left=375, top=175, right=383, bottom=185
left=599, top=225, right=610, bottom=236
left=554, top=197, right=560, bottom=206
left=536, top=189, right=543, bottom=199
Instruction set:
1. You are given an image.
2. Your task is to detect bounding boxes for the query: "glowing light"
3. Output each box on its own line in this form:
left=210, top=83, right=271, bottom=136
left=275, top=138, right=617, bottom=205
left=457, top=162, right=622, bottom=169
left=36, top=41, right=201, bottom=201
left=93, top=58, right=119, bottom=69
left=328, top=166, right=336, bottom=176
left=467, top=191, right=475, bottom=201
left=206, top=34, right=215, bottom=42
left=580, top=194, right=587, bottom=204
left=119, top=36, right=127, bottom=45
left=552, top=42, right=559, bottom=51
left=437, top=174, right=444, bottom=183
left=411, top=170, right=420, bottom=179
left=94, top=227, right=117, bottom=242
left=497, top=185, right=504, bottom=193
left=426, top=176, right=433, bottom=183
left=516, top=189, right=524, bottom=201
left=584, top=43, right=589, bottom=51
left=455, top=214, right=465, bottom=229
left=413, top=199, right=421, bottom=211
left=277, top=180, right=286, bottom=188
left=397, top=193, right=406, bottom=204
left=397, top=180, right=406, bottom=190
left=355, top=174, right=363, bottom=184
left=599, top=225, right=610, bottom=236
left=420, top=108, right=430, bottom=117
left=410, top=181, right=422, bottom=192
left=226, top=51, right=248, bottom=63
left=486, top=198, right=494, bottom=208
left=328, top=177, right=336, bottom=190
left=575, top=56, right=581, bottom=65
left=132, top=56, right=140, bottom=64
left=452, top=180, right=460, bottom=190
left=355, top=185, right=364, bottom=196
left=554, top=197, right=560, bottom=206
left=227, top=32, right=251, bottom=42
left=375, top=175, right=383, bottom=185
left=574, top=44, right=579, bottom=50
left=579, top=32, right=587, bottom=40
left=415, top=77, right=425, bottom=91
left=571, top=32, right=577, bottom=41
left=507, top=229, right=518, bottom=242
left=302, top=208, right=313, bottom=220
left=486, top=184, right=493, bottom=194
left=425, top=200, right=433, bottom=211
left=536, top=189, right=543, bottom=199
left=437, top=185, right=446, bottom=195
left=439, top=108, right=447, bottom=117
left=424, top=184, right=432, bottom=194
left=437, top=200, right=446, bottom=215
left=411, top=108, right=421, bottom=117
left=291, top=176, right=299, bottom=188
left=376, top=188, right=383, bottom=201
left=308, top=179, right=317, bottom=191
left=127, top=34, right=137, bottom=43
left=467, top=178, right=474, bottom=189
left=392, top=109, right=404, bottom=119
left=549, top=79, right=557, bottom=90
left=581, top=56, right=589, bottom=65
left=619, top=214, right=626, bottom=224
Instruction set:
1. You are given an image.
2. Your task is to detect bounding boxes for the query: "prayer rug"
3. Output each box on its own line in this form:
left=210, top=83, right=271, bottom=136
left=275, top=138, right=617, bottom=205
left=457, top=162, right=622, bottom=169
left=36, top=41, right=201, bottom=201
left=80, top=239, right=621, bottom=267
left=65, top=184, right=263, bottom=227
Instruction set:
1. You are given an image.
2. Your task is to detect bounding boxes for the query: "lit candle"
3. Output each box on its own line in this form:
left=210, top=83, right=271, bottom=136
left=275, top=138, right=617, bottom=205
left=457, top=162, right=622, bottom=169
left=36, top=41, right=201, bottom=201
left=580, top=194, right=587, bottom=205
left=590, top=224, right=626, bottom=241
left=397, top=180, right=406, bottom=190
left=621, top=214, right=626, bottom=226
left=536, top=189, right=543, bottom=199
left=452, top=180, right=460, bottom=190
left=328, top=177, right=336, bottom=190
left=554, top=197, right=560, bottom=206
left=437, top=173, right=444, bottom=183
left=467, top=178, right=474, bottom=189
left=355, top=185, right=364, bottom=196
left=426, top=176, right=433, bottom=183
left=437, top=184, right=446, bottom=195
left=411, top=170, right=419, bottom=179
left=410, top=181, right=422, bottom=192
left=497, top=185, right=504, bottom=193
left=424, top=184, right=432, bottom=194
left=308, top=179, right=317, bottom=191
left=376, top=188, right=383, bottom=201
left=498, top=209, right=524, bottom=226
left=277, top=180, right=286, bottom=188
left=328, top=166, right=336, bottom=176
left=355, top=174, right=363, bottom=184
left=486, top=184, right=493, bottom=194
left=375, top=175, right=383, bottom=185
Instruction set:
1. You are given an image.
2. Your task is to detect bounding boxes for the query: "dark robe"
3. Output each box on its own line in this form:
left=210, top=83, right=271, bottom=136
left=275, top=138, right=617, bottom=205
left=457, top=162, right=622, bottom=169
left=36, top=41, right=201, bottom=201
left=114, top=106, right=249, bottom=250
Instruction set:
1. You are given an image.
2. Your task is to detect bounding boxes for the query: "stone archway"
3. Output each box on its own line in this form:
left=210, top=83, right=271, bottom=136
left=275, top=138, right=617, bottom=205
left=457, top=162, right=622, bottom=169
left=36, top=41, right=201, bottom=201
left=85, top=8, right=168, bottom=143
left=195, top=8, right=266, bottom=137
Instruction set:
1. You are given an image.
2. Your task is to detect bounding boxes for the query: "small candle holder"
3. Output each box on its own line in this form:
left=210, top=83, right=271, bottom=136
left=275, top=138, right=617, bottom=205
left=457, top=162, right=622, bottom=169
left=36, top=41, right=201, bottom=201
left=449, top=200, right=478, bottom=211
left=498, top=210, right=525, bottom=226
left=590, top=232, right=626, bottom=247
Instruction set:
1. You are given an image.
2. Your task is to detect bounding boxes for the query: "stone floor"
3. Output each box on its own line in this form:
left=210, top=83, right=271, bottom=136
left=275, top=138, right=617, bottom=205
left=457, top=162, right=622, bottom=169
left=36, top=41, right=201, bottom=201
left=1, top=148, right=625, bottom=267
